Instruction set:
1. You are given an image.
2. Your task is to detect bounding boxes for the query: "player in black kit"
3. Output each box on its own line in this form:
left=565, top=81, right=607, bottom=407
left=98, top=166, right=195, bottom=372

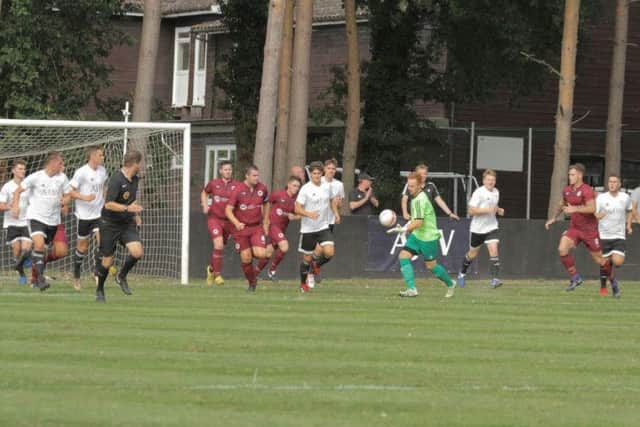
left=95, top=150, right=144, bottom=303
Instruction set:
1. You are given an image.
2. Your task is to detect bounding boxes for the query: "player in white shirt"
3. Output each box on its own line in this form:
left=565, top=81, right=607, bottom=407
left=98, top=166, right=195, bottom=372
left=0, top=159, right=32, bottom=284
left=595, top=175, right=632, bottom=298
left=456, top=169, right=505, bottom=289
left=69, top=146, right=108, bottom=291
left=295, top=161, right=340, bottom=293
left=321, top=158, right=345, bottom=232
left=12, top=152, right=71, bottom=291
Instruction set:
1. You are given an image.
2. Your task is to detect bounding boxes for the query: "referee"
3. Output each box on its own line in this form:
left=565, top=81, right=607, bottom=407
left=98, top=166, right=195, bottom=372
left=95, top=150, right=144, bottom=303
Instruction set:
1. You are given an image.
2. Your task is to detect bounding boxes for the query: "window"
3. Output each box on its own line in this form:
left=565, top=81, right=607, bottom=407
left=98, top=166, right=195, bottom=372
left=204, top=144, right=236, bottom=183
left=193, top=35, right=207, bottom=106
left=570, top=156, right=603, bottom=188
left=172, top=27, right=191, bottom=107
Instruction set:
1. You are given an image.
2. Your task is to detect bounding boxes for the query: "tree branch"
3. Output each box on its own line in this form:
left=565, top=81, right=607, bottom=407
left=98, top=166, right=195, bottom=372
left=572, top=110, right=590, bottom=125
left=520, top=51, right=562, bottom=79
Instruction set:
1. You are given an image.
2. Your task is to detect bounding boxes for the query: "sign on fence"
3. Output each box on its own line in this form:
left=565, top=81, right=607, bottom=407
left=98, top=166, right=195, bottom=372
left=366, top=217, right=472, bottom=274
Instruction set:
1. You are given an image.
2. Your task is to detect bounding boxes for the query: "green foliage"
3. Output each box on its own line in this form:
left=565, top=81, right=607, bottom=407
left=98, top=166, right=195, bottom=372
left=0, top=0, right=130, bottom=118
left=93, top=95, right=174, bottom=122
left=216, top=0, right=268, bottom=178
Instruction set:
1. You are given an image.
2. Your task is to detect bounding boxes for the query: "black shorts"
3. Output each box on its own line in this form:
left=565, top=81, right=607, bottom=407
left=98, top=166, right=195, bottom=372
left=601, top=239, right=626, bottom=257
left=99, top=219, right=140, bottom=257
left=470, top=229, right=500, bottom=249
left=298, top=228, right=334, bottom=254
left=328, top=224, right=335, bottom=234
left=78, top=218, right=101, bottom=240
left=5, top=226, right=31, bottom=245
left=28, top=219, right=58, bottom=244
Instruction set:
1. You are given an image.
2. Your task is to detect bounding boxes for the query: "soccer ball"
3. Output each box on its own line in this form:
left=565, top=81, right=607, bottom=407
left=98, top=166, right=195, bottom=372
left=378, top=209, right=397, bottom=227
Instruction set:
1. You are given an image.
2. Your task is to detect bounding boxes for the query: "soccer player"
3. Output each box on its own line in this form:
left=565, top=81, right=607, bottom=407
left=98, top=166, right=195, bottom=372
left=255, top=176, right=302, bottom=280
left=0, top=159, right=32, bottom=284
left=390, top=172, right=456, bottom=298
left=295, top=161, right=340, bottom=292
left=321, top=158, right=345, bottom=232
left=69, top=146, right=108, bottom=291
left=545, top=163, right=613, bottom=292
left=401, top=164, right=459, bottom=221
left=456, top=169, right=504, bottom=289
left=201, top=160, right=238, bottom=286
left=94, top=150, right=144, bottom=303
left=595, top=174, right=632, bottom=298
left=12, top=152, right=71, bottom=291
left=225, top=165, right=269, bottom=292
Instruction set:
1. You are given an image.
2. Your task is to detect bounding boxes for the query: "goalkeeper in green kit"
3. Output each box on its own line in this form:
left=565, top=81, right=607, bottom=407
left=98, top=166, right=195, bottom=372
left=388, top=172, right=456, bottom=298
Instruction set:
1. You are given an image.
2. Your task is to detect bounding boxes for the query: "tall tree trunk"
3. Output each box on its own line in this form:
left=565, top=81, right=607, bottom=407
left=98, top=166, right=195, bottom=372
left=547, top=0, right=580, bottom=219
left=286, top=0, right=313, bottom=171
left=341, top=0, right=360, bottom=214
left=273, top=0, right=295, bottom=190
left=254, top=0, right=286, bottom=187
left=604, top=0, right=629, bottom=179
left=133, top=0, right=161, bottom=123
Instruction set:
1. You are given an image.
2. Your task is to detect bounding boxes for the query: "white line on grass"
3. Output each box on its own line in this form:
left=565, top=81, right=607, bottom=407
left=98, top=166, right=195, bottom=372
left=0, top=292, right=83, bottom=298
left=190, top=384, right=420, bottom=392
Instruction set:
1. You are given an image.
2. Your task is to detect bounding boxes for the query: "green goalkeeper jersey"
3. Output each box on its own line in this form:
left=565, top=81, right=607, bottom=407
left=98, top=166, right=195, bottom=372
left=410, top=191, right=441, bottom=242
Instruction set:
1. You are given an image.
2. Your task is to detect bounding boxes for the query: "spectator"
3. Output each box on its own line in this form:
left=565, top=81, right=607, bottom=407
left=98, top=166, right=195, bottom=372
left=349, top=173, right=379, bottom=215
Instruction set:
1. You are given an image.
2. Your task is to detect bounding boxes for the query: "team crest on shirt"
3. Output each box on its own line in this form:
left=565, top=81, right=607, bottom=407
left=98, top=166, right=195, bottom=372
left=278, top=233, right=284, bottom=238
left=276, top=208, right=284, bottom=216
left=123, top=191, right=130, bottom=200
left=577, top=191, right=582, bottom=197
left=212, top=229, right=219, bottom=235
left=214, top=195, right=221, bottom=203
left=257, top=190, right=264, bottom=197
left=239, top=204, right=248, bottom=210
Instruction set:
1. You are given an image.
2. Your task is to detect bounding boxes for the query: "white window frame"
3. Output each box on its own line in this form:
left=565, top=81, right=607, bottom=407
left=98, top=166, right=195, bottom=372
left=192, top=35, right=207, bottom=106
left=172, top=26, right=191, bottom=107
left=204, top=144, right=236, bottom=184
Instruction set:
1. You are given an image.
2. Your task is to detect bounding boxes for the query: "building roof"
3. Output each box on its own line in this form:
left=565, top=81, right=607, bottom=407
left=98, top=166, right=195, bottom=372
left=127, top=0, right=365, bottom=21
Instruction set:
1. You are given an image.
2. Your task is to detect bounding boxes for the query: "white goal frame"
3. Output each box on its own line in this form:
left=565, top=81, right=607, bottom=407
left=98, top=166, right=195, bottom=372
left=0, top=118, right=191, bottom=285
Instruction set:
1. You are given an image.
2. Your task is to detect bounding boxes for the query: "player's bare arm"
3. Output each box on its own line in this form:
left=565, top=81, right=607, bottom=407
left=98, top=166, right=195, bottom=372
left=10, top=185, right=25, bottom=219
left=225, top=204, right=245, bottom=230
left=564, top=199, right=595, bottom=215
left=468, top=205, right=497, bottom=216
left=545, top=200, right=566, bottom=229
left=435, top=196, right=460, bottom=220
left=104, top=200, right=143, bottom=213
left=295, top=202, right=319, bottom=220
left=262, top=203, right=271, bottom=235
left=626, top=210, right=633, bottom=235
left=69, top=188, right=96, bottom=202
left=401, top=194, right=410, bottom=220
left=200, top=190, right=209, bottom=214
left=331, top=197, right=341, bottom=224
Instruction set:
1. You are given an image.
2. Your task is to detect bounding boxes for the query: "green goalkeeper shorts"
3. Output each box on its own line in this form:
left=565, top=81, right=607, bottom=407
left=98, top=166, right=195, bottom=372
left=404, top=234, right=439, bottom=261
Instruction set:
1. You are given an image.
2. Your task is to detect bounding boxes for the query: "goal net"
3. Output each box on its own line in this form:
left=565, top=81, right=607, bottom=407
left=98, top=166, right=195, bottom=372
left=0, top=119, right=191, bottom=285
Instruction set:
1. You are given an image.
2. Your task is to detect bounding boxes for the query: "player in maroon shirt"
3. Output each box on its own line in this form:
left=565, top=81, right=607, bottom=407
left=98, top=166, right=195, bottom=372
left=545, top=163, right=612, bottom=291
left=225, top=165, right=269, bottom=292
left=201, top=161, right=238, bottom=286
left=255, top=176, right=302, bottom=280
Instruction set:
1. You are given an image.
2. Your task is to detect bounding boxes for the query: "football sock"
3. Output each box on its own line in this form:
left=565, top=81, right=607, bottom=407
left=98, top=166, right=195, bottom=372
left=560, top=254, right=577, bottom=276
left=15, top=249, right=30, bottom=274
left=95, top=263, right=108, bottom=292
left=315, top=254, right=332, bottom=267
left=211, top=249, right=223, bottom=274
left=461, top=255, right=473, bottom=274
left=602, top=259, right=613, bottom=280
left=73, top=250, right=87, bottom=279
left=432, top=263, right=454, bottom=288
left=599, top=266, right=607, bottom=289
left=241, top=261, right=256, bottom=285
left=489, top=256, right=500, bottom=279
left=271, top=249, right=285, bottom=271
left=256, top=257, right=269, bottom=273
left=299, top=260, right=311, bottom=284
left=32, top=251, right=45, bottom=281
left=399, top=258, right=416, bottom=289
left=45, top=246, right=60, bottom=263
left=120, top=255, right=139, bottom=278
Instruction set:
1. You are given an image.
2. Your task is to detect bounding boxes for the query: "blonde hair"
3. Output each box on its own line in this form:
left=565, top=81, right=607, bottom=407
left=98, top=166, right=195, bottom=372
left=483, top=169, right=497, bottom=178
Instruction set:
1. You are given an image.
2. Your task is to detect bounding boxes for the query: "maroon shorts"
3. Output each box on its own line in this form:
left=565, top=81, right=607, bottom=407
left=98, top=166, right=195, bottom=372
left=563, top=228, right=601, bottom=252
left=268, top=224, right=288, bottom=247
left=232, top=225, right=266, bottom=252
left=207, top=216, right=233, bottom=243
left=54, top=223, right=68, bottom=245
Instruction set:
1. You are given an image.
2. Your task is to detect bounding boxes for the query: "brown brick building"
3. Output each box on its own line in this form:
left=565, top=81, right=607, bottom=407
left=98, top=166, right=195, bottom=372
left=103, top=1, right=640, bottom=218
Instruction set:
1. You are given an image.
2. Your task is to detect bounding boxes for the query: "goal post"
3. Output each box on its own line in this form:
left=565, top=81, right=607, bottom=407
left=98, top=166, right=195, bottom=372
left=0, top=119, right=191, bottom=285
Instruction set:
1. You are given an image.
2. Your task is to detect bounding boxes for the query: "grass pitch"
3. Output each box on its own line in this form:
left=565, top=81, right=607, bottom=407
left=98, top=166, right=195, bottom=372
left=1, top=276, right=639, bottom=427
